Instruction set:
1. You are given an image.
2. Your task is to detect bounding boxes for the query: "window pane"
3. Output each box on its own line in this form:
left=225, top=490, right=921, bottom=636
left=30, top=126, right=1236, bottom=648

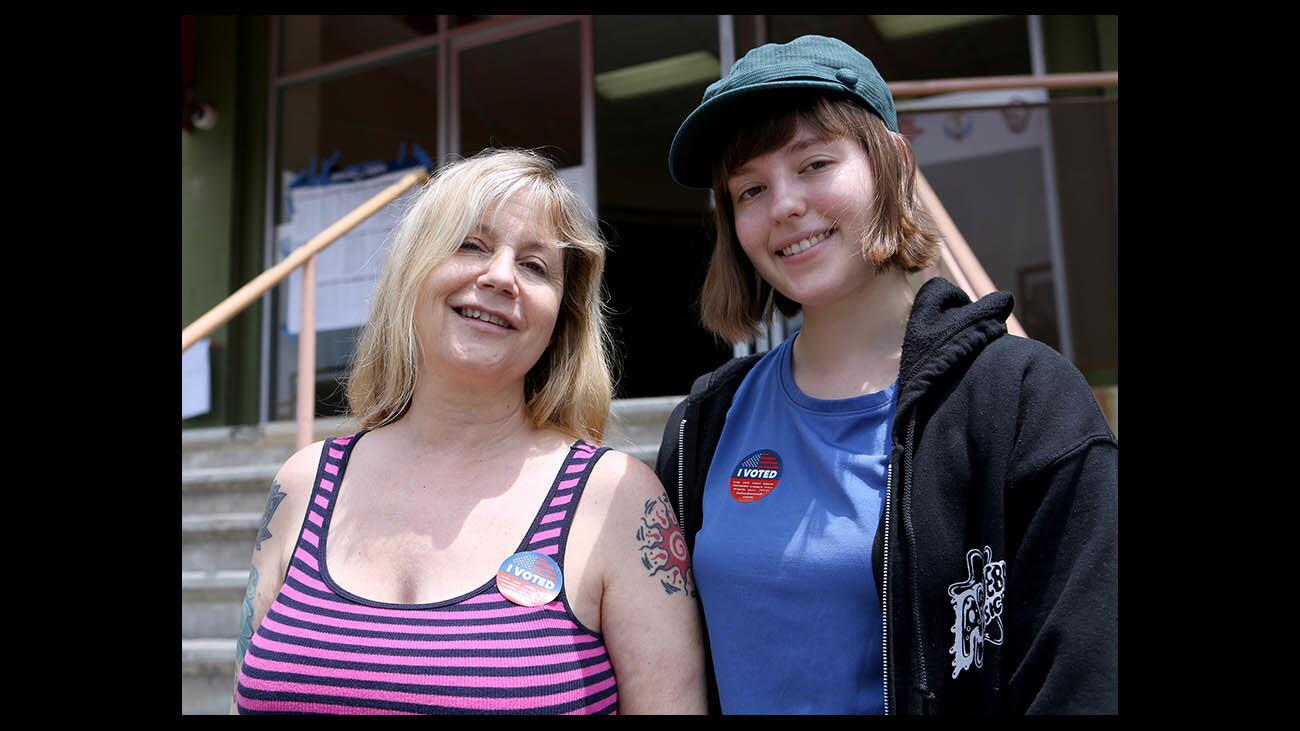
left=733, top=15, right=764, bottom=57
left=457, top=22, right=581, bottom=166
left=271, top=53, right=439, bottom=419
left=278, top=53, right=438, bottom=177
left=280, top=15, right=437, bottom=75
left=594, top=14, right=734, bottom=398
left=595, top=14, right=719, bottom=212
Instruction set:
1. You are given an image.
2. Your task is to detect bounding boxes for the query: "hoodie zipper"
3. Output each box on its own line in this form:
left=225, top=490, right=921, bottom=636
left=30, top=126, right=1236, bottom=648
left=903, top=417, right=930, bottom=708
left=882, top=459, right=894, bottom=715
left=676, top=417, right=688, bottom=531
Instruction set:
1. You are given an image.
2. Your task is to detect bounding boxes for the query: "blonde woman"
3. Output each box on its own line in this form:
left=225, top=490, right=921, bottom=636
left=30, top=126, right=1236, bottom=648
left=231, top=149, right=705, bottom=715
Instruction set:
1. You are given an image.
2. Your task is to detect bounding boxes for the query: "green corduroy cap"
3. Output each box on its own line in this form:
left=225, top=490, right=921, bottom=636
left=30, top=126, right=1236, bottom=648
left=668, top=34, right=898, bottom=189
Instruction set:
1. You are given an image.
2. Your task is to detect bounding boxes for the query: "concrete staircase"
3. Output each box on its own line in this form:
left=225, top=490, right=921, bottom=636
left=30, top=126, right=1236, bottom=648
left=180, top=397, right=680, bottom=715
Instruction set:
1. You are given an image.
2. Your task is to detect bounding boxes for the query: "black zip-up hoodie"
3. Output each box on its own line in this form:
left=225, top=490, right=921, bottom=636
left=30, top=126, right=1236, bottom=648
left=655, top=277, right=1118, bottom=715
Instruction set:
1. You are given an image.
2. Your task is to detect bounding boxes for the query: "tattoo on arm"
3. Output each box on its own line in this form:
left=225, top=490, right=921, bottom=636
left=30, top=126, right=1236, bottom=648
left=254, top=480, right=286, bottom=551
left=636, top=495, right=697, bottom=598
left=235, top=565, right=259, bottom=673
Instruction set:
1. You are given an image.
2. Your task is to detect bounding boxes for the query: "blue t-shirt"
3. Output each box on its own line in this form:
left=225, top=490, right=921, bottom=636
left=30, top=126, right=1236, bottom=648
left=694, top=333, right=896, bottom=714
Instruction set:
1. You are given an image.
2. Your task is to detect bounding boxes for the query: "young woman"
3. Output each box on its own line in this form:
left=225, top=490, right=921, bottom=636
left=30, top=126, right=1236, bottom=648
left=655, top=35, right=1117, bottom=714
left=231, top=149, right=705, bottom=714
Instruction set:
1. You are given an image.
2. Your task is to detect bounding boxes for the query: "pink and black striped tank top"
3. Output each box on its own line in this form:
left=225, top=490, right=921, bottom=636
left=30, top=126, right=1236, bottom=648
left=235, top=433, right=619, bottom=715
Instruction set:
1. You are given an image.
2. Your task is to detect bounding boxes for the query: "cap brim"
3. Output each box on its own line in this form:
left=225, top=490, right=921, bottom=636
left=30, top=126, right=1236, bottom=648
left=668, top=79, right=855, bottom=189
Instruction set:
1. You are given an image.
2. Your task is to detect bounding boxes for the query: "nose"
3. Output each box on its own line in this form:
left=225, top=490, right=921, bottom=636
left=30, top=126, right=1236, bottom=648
left=769, top=178, right=805, bottom=222
left=476, top=248, right=519, bottom=298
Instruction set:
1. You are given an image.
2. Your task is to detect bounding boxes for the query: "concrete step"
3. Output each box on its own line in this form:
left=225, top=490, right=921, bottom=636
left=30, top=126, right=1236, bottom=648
left=183, top=569, right=248, bottom=639
left=183, top=445, right=296, bottom=471
left=183, top=513, right=259, bottom=572
left=182, top=638, right=235, bottom=715
left=179, top=403, right=676, bottom=507
left=183, top=464, right=280, bottom=514
left=182, top=417, right=357, bottom=469
left=180, top=399, right=681, bottom=471
left=622, top=443, right=657, bottom=468
left=605, top=395, right=680, bottom=458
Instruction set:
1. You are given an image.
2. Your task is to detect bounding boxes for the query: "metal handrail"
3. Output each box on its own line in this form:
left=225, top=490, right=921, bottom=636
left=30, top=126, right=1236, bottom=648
left=889, top=70, right=1117, bottom=98
left=181, top=71, right=1115, bottom=445
left=181, top=168, right=429, bottom=448
left=915, top=171, right=1028, bottom=338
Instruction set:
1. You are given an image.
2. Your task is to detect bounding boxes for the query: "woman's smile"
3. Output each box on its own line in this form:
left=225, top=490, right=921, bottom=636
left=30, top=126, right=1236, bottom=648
left=452, top=305, right=516, bottom=331
left=776, top=224, right=838, bottom=261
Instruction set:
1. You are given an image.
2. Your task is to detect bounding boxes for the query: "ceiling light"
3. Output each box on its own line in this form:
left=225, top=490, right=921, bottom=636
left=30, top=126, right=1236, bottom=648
left=596, top=51, right=720, bottom=101
left=870, top=15, right=1007, bottom=41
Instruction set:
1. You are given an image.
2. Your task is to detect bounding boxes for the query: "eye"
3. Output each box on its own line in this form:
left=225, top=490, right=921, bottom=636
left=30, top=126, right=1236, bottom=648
left=522, top=260, right=548, bottom=275
left=803, top=159, right=832, bottom=173
left=736, top=184, right=764, bottom=202
left=459, top=238, right=486, bottom=253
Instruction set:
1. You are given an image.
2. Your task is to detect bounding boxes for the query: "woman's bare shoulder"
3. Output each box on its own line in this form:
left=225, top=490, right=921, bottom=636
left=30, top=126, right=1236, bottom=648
left=583, top=449, right=667, bottom=516
left=274, top=439, right=329, bottom=496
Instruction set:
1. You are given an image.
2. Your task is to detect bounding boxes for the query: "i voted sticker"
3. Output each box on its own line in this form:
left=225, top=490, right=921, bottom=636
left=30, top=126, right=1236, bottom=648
left=497, top=551, right=563, bottom=607
left=729, top=449, right=783, bottom=502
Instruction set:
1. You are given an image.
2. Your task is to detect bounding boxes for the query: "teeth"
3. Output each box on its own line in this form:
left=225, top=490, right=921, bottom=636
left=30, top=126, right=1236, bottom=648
left=779, top=226, right=835, bottom=257
left=459, top=308, right=510, bottom=328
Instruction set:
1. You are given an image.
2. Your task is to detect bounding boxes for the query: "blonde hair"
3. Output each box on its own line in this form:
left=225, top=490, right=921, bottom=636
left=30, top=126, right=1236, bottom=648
left=701, top=93, right=942, bottom=343
left=346, top=148, right=614, bottom=442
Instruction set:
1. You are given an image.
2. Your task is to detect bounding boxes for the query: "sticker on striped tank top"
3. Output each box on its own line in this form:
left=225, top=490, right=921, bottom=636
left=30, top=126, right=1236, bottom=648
left=729, top=448, right=783, bottom=502
left=497, top=550, right=563, bottom=606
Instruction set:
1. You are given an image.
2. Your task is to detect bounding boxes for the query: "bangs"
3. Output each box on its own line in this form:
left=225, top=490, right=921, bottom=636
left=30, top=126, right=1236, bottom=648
left=715, top=92, right=861, bottom=183
left=471, top=174, right=601, bottom=262
left=469, top=175, right=552, bottom=237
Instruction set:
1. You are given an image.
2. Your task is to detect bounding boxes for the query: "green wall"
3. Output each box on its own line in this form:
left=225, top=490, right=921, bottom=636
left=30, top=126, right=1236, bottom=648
left=182, top=15, right=269, bottom=427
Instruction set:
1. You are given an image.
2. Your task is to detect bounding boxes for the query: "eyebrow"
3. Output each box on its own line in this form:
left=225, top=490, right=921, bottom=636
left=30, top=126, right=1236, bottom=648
left=729, top=135, right=829, bottom=179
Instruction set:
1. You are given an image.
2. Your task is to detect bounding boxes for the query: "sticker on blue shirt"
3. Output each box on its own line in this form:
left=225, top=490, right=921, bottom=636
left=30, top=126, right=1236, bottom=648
left=729, top=449, right=783, bottom=502
left=497, top=551, right=563, bottom=606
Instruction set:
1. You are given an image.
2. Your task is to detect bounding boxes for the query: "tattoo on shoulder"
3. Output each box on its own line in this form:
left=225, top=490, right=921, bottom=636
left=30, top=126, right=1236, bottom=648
left=254, top=480, right=287, bottom=551
left=636, top=495, right=697, bottom=598
left=235, top=565, right=259, bottom=671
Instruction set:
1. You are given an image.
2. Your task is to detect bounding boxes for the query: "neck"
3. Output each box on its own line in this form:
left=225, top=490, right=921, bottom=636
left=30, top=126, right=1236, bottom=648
left=388, top=373, right=536, bottom=456
left=790, top=267, right=915, bottom=399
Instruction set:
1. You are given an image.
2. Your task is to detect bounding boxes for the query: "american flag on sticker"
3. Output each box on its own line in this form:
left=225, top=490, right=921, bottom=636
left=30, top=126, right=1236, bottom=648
left=509, top=551, right=560, bottom=582
left=729, top=448, right=783, bottom=503
left=743, top=451, right=782, bottom=470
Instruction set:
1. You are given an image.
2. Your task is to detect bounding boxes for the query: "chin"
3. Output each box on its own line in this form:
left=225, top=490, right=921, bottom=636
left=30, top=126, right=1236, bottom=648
left=770, top=283, right=828, bottom=309
left=429, top=345, right=510, bottom=379
left=455, top=352, right=518, bottom=376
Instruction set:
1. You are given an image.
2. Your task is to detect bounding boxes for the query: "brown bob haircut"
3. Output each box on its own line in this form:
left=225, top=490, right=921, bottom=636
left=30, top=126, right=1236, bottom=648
left=701, top=92, right=942, bottom=343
